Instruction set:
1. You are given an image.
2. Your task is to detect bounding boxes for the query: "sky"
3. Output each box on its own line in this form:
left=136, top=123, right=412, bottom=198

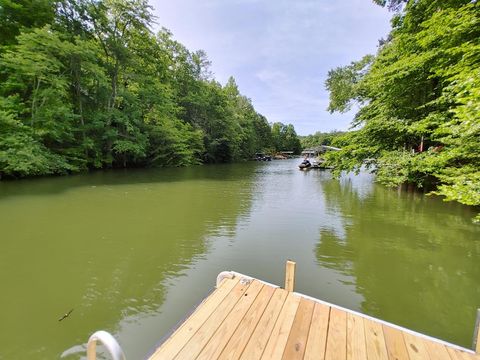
left=149, top=0, right=392, bottom=136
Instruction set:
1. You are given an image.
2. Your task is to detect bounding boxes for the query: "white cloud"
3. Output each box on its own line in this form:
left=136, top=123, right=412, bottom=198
left=149, top=0, right=391, bottom=134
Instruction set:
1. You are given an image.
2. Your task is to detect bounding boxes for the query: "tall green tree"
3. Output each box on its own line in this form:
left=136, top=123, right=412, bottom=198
left=0, top=0, right=56, bottom=46
left=325, top=0, right=480, bottom=218
left=271, top=122, right=301, bottom=154
left=0, top=0, right=274, bottom=177
left=300, top=131, right=345, bottom=149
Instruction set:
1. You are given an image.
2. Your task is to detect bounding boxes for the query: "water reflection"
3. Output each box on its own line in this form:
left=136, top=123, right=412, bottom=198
left=0, top=160, right=479, bottom=359
left=314, top=171, right=480, bottom=347
left=0, top=163, right=257, bottom=359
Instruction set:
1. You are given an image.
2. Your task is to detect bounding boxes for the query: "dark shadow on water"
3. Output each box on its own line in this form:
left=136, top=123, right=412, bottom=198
left=0, top=161, right=261, bottom=358
left=0, top=162, right=260, bottom=200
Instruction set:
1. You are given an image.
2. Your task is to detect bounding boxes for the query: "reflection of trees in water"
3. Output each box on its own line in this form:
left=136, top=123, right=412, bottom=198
left=314, top=173, right=480, bottom=347
left=0, top=163, right=257, bottom=358
left=82, top=164, right=257, bottom=334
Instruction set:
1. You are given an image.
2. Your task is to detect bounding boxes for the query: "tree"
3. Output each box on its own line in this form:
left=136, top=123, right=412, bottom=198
left=372, top=0, right=407, bottom=11
left=271, top=122, right=301, bottom=154
left=300, top=131, right=345, bottom=149
left=0, top=0, right=56, bottom=46
left=325, top=55, right=374, bottom=115
left=0, top=0, right=274, bottom=177
left=325, top=0, right=480, bottom=218
left=0, top=27, right=78, bottom=169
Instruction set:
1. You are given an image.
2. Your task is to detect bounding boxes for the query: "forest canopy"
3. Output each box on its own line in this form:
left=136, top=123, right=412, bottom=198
left=325, top=0, right=480, bottom=219
left=0, top=0, right=301, bottom=178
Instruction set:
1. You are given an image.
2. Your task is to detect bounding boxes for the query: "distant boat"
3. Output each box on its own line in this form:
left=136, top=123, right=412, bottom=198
left=298, top=158, right=331, bottom=170
left=254, top=153, right=272, bottom=161
left=298, top=158, right=312, bottom=170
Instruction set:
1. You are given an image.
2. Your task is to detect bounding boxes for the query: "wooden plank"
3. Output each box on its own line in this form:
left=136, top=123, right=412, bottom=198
left=239, top=288, right=289, bottom=360
left=325, top=307, right=347, bottom=360
left=196, top=280, right=265, bottom=360
left=150, top=273, right=480, bottom=360
left=149, top=277, right=240, bottom=360
left=173, top=279, right=253, bottom=360
left=285, top=260, right=296, bottom=292
left=383, top=325, right=410, bottom=360
left=218, top=285, right=276, bottom=360
left=281, top=297, right=315, bottom=359
left=346, top=313, right=367, bottom=360
left=260, top=292, right=301, bottom=360
left=447, top=348, right=480, bottom=360
left=403, top=331, right=431, bottom=360
left=447, top=348, right=469, bottom=360
left=424, top=340, right=453, bottom=360
left=363, top=318, right=389, bottom=360
left=304, top=303, right=330, bottom=360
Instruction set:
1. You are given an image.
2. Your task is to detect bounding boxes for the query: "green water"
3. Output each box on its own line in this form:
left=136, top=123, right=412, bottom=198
left=0, top=159, right=479, bottom=359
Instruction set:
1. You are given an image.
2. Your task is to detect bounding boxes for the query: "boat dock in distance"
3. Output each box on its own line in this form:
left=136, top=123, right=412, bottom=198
left=88, top=261, right=480, bottom=359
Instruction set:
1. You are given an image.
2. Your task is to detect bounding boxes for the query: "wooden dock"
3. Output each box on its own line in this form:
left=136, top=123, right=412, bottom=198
left=147, top=268, right=480, bottom=359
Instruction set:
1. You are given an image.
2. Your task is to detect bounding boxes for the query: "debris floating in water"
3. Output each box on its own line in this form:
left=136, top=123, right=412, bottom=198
left=58, top=309, right=74, bottom=322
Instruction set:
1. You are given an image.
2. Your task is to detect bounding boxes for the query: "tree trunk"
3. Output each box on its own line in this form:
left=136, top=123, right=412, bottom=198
left=31, top=77, right=42, bottom=129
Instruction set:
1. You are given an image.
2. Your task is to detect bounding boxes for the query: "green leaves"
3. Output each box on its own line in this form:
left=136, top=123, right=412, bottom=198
left=326, top=0, right=480, bottom=219
left=325, top=55, right=374, bottom=113
left=0, top=0, right=275, bottom=177
left=271, top=122, right=301, bottom=154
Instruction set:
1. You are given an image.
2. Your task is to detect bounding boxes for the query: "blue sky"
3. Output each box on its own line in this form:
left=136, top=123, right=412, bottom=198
left=149, top=0, right=392, bottom=135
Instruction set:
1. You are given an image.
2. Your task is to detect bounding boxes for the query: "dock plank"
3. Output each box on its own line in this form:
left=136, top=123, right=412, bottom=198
left=173, top=279, right=253, bottom=360
left=403, top=331, right=431, bottom=360
left=346, top=313, right=367, bottom=360
left=424, top=340, right=453, bottom=360
left=364, top=318, right=389, bottom=360
left=383, top=325, right=410, bottom=360
left=325, top=307, right=347, bottom=360
left=196, top=280, right=265, bottom=360
left=218, top=285, right=275, bottom=360
left=303, top=302, right=330, bottom=360
left=149, top=277, right=240, bottom=360
left=260, top=292, right=301, bottom=360
left=447, top=348, right=468, bottom=360
left=281, top=297, right=315, bottom=359
left=239, top=288, right=288, bottom=360
left=148, top=272, right=480, bottom=360
left=447, top=348, right=480, bottom=360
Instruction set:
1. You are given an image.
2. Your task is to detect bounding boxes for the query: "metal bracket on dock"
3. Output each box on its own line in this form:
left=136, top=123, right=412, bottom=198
left=87, top=330, right=126, bottom=360
left=216, top=271, right=235, bottom=287
left=216, top=270, right=280, bottom=290
left=473, top=308, right=480, bottom=353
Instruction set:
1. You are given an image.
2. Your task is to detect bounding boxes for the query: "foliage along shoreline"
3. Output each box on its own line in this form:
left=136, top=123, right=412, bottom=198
left=0, top=0, right=301, bottom=180
left=324, top=0, right=480, bottom=220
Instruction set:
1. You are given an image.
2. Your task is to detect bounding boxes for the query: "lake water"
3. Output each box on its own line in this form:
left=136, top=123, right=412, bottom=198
left=0, top=159, right=479, bottom=359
